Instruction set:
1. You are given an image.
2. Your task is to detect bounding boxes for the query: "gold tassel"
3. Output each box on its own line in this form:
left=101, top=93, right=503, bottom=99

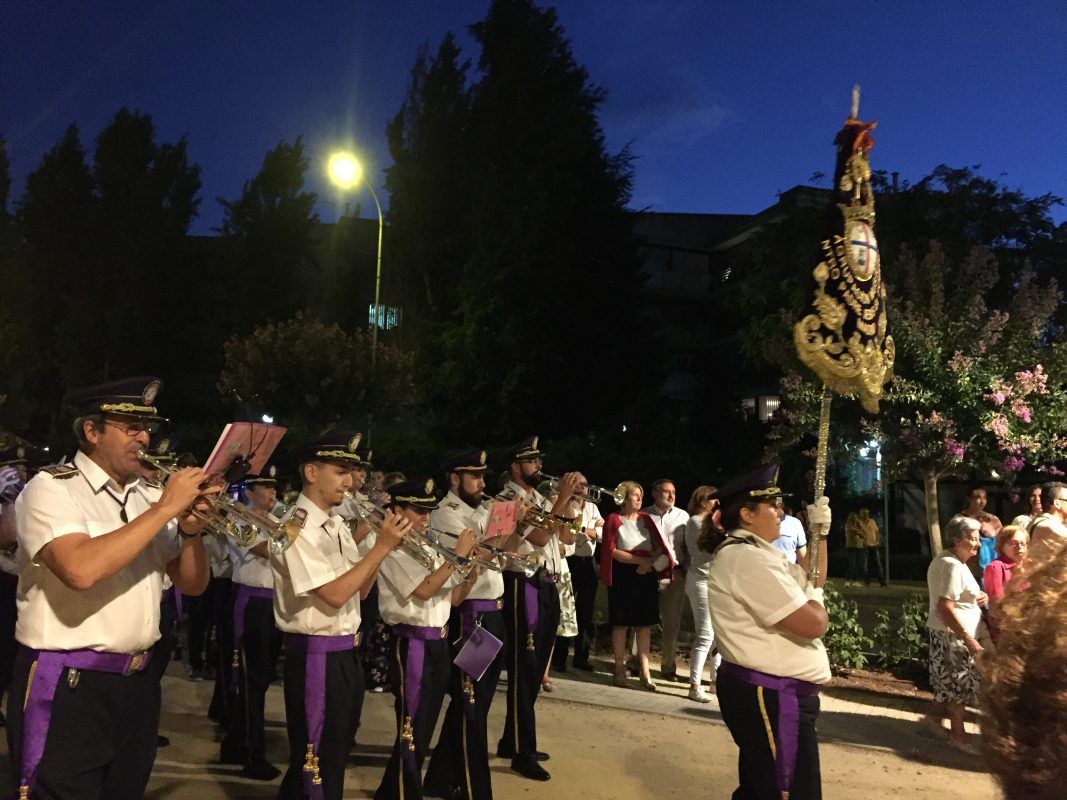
left=232, top=649, right=240, bottom=668
left=526, top=632, right=535, bottom=651
left=463, top=675, right=475, bottom=704
left=303, top=743, right=315, bottom=774
left=400, top=716, right=415, bottom=751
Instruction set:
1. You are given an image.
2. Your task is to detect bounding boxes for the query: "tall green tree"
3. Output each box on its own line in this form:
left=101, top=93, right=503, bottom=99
left=388, top=0, right=658, bottom=443
left=385, top=33, right=473, bottom=329
left=91, top=108, right=202, bottom=373
left=217, top=138, right=319, bottom=334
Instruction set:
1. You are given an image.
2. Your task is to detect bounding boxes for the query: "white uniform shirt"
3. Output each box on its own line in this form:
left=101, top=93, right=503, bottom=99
left=377, top=546, right=461, bottom=629
left=229, top=530, right=274, bottom=589
left=15, top=451, right=181, bottom=653
left=564, top=501, right=603, bottom=558
left=432, top=490, right=502, bottom=601
left=203, top=532, right=233, bottom=579
left=643, top=504, right=689, bottom=567
left=708, top=530, right=831, bottom=684
left=506, top=480, right=561, bottom=576
left=271, top=493, right=362, bottom=636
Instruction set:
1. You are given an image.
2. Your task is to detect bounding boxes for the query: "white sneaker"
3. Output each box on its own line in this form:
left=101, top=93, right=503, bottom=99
left=688, top=686, right=712, bottom=703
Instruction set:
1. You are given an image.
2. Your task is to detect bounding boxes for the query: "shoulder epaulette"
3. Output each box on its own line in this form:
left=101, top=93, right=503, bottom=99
left=446, top=502, right=460, bottom=510
left=40, top=465, right=80, bottom=479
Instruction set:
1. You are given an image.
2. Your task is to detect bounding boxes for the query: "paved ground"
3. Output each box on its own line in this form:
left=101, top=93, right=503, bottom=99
left=0, top=654, right=999, bottom=798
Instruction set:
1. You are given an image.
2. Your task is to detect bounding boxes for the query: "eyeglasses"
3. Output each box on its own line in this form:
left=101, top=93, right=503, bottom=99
left=104, top=419, right=160, bottom=437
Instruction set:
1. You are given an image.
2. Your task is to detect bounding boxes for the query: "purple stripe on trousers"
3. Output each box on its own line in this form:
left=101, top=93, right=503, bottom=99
left=391, top=624, right=448, bottom=768
left=718, top=661, right=819, bottom=798
left=19, top=645, right=154, bottom=797
left=230, top=585, right=274, bottom=689
left=286, top=632, right=361, bottom=799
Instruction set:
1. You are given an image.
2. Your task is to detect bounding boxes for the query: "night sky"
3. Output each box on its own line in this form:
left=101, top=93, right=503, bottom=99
left=4, top=1, right=1065, bottom=234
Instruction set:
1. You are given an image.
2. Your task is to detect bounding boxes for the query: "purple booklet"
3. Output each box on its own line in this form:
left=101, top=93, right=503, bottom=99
left=453, top=624, right=504, bottom=680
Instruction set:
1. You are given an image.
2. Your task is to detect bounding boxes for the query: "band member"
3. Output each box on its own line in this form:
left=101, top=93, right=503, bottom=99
left=424, top=450, right=510, bottom=800
left=7, top=376, right=213, bottom=799
left=272, top=430, right=407, bottom=800
left=707, top=464, right=831, bottom=800
left=494, top=437, right=579, bottom=781
left=0, top=445, right=29, bottom=723
left=554, top=474, right=603, bottom=672
left=373, top=479, right=477, bottom=800
left=136, top=441, right=181, bottom=749
left=220, top=471, right=284, bottom=780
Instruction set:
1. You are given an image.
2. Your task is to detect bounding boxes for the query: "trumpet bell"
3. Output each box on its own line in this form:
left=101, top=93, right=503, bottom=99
left=268, top=509, right=305, bottom=554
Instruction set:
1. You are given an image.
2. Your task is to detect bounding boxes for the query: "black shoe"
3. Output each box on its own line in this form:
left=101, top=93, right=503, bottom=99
left=497, top=747, right=549, bottom=762
left=422, top=782, right=459, bottom=799
left=156, top=735, right=170, bottom=748
left=242, top=760, right=281, bottom=781
left=511, top=756, right=550, bottom=781
left=660, top=669, right=679, bottom=682
left=572, top=660, right=595, bottom=672
left=219, top=747, right=245, bottom=766
left=552, top=662, right=567, bottom=673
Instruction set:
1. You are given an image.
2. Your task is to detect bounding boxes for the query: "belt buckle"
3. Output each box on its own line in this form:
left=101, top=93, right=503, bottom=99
left=440, top=625, right=448, bottom=639
left=495, top=599, right=503, bottom=610
left=354, top=633, right=361, bottom=648
left=126, top=651, right=146, bottom=675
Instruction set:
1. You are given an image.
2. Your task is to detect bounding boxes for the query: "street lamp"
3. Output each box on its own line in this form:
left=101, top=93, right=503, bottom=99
left=327, top=150, right=384, bottom=367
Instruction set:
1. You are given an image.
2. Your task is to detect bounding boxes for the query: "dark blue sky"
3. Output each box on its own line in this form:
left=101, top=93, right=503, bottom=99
left=4, top=1, right=1065, bottom=234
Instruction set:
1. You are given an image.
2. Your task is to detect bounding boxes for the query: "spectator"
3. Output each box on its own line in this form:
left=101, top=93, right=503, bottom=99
left=1027, top=482, right=1067, bottom=565
left=921, top=515, right=989, bottom=754
left=983, top=525, right=1028, bottom=643
left=642, top=479, right=689, bottom=681
left=600, top=481, right=672, bottom=690
left=961, top=487, right=1002, bottom=574
left=683, top=486, right=719, bottom=702
left=843, top=511, right=867, bottom=586
left=772, top=505, right=807, bottom=564
left=857, top=507, right=886, bottom=587
left=1009, top=485, right=1042, bottom=529
left=982, top=531, right=1067, bottom=799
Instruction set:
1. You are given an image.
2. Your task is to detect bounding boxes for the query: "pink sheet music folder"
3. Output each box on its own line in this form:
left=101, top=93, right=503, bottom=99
left=202, top=423, right=286, bottom=481
left=484, top=501, right=518, bottom=539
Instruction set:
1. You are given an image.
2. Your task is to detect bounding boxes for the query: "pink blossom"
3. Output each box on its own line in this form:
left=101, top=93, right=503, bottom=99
left=943, top=438, right=965, bottom=462
left=988, top=415, right=1010, bottom=438
left=948, top=351, right=973, bottom=373
left=984, top=391, right=1006, bottom=405
left=1015, top=365, right=1049, bottom=396
left=1012, top=399, right=1032, bottom=424
left=1002, top=454, right=1026, bottom=473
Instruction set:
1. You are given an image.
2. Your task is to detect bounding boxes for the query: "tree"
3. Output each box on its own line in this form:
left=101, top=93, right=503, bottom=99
left=771, top=244, right=1067, bottom=554
left=387, top=0, right=659, bottom=444
left=218, top=313, right=416, bottom=457
left=385, top=33, right=473, bottom=328
left=216, top=138, right=319, bottom=334
left=91, top=108, right=202, bottom=374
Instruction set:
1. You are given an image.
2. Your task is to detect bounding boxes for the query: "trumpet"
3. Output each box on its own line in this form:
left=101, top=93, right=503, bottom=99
left=349, top=494, right=473, bottom=575
left=536, top=472, right=627, bottom=506
left=432, top=529, right=543, bottom=578
left=138, top=451, right=302, bottom=554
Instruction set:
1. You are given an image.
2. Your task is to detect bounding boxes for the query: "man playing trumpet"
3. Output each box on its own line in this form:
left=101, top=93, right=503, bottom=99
left=8, top=376, right=214, bottom=800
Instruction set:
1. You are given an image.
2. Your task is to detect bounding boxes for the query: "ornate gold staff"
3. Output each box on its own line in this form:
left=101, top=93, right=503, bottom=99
left=793, top=86, right=895, bottom=583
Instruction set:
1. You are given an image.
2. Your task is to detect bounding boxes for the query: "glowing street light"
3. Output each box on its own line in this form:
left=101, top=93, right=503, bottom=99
left=327, top=149, right=384, bottom=367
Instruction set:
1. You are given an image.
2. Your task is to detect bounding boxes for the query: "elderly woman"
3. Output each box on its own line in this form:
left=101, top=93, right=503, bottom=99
left=682, top=486, right=718, bottom=702
left=983, top=525, right=1028, bottom=642
left=922, top=514, right=989, bottom=753
left=599, top=481, right=671, bottom=690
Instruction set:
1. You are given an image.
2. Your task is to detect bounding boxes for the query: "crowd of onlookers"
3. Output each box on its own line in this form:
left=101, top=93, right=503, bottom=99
left=923, top=482, right=1067, bottom=797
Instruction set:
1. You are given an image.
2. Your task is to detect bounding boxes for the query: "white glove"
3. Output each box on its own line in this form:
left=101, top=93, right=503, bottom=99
left=804, top=585, right=825, bottom=605
left=806, top=496, right=831, bottom=538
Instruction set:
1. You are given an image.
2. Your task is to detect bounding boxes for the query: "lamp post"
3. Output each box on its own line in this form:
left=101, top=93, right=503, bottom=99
left=326, top=151, right=384, bottom=367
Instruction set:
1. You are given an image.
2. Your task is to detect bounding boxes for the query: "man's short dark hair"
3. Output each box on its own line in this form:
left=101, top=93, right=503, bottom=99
left=1040, top=482, right=1067, bottom=513
left=652, top=478, right=675, bottom=492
